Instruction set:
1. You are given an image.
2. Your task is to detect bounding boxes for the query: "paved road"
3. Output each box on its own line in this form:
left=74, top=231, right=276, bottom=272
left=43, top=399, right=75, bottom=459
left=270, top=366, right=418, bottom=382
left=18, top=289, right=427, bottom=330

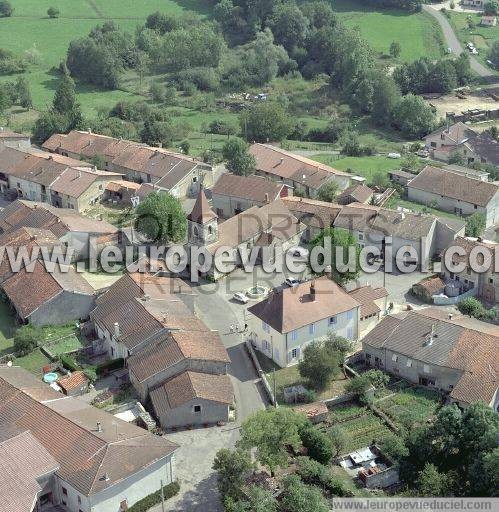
left=422, top=5, right=497, bottom=84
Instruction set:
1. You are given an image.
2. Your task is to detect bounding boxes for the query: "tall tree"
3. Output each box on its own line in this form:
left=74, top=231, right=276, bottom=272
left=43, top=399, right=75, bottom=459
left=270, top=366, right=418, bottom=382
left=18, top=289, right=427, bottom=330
left=222, top=138, right=256, bottom=176
left=308, top=227, right=361, bottom=285
left=280, top=475, right=329, bottom=512
left=298, top=338, right=343, bottom=390
left=134, top=191, right=187, bottom=243
left=239, top=408, right=308, bottom=474
left=240, top=101, right=293, bottom=142
left=391, top=94, right=436, bottom=137
left=212, top=448, right=254, bottom=502
left=16, top=77, right=32, bottom=110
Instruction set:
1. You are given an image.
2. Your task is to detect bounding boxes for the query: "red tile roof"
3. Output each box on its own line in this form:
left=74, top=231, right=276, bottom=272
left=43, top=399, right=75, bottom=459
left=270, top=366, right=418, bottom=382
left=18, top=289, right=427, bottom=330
left=0, top=367, right=178, bottom=496
left=248, top=276, right=360, bottom=333
left=150, top=371, right=234, bottom=413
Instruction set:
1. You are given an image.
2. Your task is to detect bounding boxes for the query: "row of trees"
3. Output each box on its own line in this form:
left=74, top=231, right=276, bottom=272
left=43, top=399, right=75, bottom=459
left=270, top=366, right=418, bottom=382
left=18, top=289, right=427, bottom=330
left=394, top=55, right=473, bottom=95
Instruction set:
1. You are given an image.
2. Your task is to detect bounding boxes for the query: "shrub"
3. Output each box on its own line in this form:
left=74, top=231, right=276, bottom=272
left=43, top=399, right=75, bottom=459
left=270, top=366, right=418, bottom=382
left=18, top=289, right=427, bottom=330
left=458, top=297, right=483, bottom=317
left=96, top=358, right=125, bottom=376
left=127, top=481, right=180, bottom=512
left=60, top=354, right=82, bottom=372
left=344, top=374, right=373, bottom=404
left=300, top=425, right=333, bottom=464
left=0, top=1, right=13, bottom=17
left=13, top=327, right=38, bottom=356
left=47, top=7, right=60, bottom=18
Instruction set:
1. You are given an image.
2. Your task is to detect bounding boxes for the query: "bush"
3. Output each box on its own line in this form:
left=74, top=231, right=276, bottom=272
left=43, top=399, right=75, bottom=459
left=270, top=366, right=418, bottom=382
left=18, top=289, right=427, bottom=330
left=344, top=374, right=373, bottom=404
left=13, top=327, right=38, bottom=357
left=47, top=7, right=60, bottom=18
left=96, top=358, right=125, bottom=376
left=60, top=354, right=82, bottom=372
left=0, top=1, right=13, bottom=17
left=458, top=297, right=484, bottom=317
left=127, top=481, right=180, bottom=512
left=300, top=425, right=334, bottom=464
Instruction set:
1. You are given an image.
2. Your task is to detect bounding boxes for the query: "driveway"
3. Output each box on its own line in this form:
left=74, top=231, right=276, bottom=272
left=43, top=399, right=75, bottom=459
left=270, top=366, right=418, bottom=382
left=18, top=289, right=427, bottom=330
left=151, top=425, right=241, bottom=512
left=422, top=5, right=497, bottom=83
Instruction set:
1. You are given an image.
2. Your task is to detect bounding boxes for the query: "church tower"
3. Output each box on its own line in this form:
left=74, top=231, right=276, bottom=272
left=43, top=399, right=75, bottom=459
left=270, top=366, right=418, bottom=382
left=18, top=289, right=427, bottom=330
left=187, top=188, right=218, bottom=246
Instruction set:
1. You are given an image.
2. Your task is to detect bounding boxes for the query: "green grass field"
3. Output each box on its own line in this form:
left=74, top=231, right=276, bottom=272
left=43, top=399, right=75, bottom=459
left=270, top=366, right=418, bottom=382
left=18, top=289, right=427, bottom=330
left=46, top=335, right=84, bottom=356
left=449, top=12, right=498, bottom=75
left=0, top=0, right=207, bottom=116
left=385, top=196, right=462, bottom=220
left=333, top=0, right=444, bottom=62
left=310, top=155, right=402, bottom=182
left=15, top=348, right=51, bottom=376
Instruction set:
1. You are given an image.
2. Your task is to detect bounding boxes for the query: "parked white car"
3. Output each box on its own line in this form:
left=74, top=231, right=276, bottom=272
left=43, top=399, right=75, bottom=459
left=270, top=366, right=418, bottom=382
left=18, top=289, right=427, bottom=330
left=285, top=277, right=300, bottom=287
left=388, top=152, right=401, bottom=159
left=233, top=292, right=249, bottom=304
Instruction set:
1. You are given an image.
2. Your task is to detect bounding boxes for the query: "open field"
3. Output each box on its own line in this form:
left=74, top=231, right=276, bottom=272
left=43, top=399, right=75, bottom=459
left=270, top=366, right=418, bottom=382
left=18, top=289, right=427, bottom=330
left=334, top=0, right=445, bottom=62
left=310, top=155, right=402, bottom=182
left=448, top=12, right=498, bottom=75
left=0, top=302, right=16, bottom=356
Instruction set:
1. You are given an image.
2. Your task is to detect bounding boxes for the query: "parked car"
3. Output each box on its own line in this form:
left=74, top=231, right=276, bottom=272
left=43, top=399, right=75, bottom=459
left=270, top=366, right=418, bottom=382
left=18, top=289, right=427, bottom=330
left=388, top=152, right=401, bottom=159
left=416, top=149, right=429, bottom=158
left=471, top=48, right=478, bottom=55
left=285, top=277, right=300, bottom=287
left=233, top=292, right=249, bottom=304
left=446, top=47, right=452, bottom=54
left=289, top=246, right=309, bottom=259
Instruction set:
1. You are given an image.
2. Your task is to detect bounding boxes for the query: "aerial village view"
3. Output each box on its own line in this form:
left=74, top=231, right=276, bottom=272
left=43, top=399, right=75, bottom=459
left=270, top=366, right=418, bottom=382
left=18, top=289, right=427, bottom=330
left=0, top=0, right=497, bottom=510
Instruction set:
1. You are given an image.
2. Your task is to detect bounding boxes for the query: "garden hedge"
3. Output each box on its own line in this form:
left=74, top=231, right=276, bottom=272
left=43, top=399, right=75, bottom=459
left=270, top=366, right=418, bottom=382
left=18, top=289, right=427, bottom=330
left=127, top=481, right=180, bottom=512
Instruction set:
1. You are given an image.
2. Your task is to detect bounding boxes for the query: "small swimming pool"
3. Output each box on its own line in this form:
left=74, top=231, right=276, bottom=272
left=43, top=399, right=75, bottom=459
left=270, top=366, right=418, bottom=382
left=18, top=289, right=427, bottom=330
left=43, top=372, right=58, bottom=384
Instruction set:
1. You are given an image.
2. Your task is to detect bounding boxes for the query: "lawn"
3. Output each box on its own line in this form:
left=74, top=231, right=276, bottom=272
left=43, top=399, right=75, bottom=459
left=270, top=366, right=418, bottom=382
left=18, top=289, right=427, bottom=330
left=333, top=0, right=444, bottom=62
left=448, top=12, right=498, bottom=75
left=0, top=302, right=16, bottom=357
left=257, top=351, right=349, bottom=404
left=15, top=348, right=51, bottom=376
left=374, top=383, right=441, bottom=430
left=310, top=155, right=402, bottom=182
left=0, top=0, right=209, bottom=117
left=385, top=196, right=463, bottom=220
left=46, top=335, right=84, bottom=356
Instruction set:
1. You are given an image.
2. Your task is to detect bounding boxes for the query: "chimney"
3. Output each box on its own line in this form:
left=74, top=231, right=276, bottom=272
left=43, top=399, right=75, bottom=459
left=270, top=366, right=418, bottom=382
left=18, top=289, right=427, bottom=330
left=103, top=473, right=110, bottom=482
left=142, top=293, right=150, bottom=301
left=264, top=192, right=270, bottom=203
left=448, top=313, right=453, bottom=321
left=279, top=158, right=284, bottom=165
left=114, top=322, right=120, bottom=338
left=310, top=280, right=316, bottom=301
left=97, top=421, right=102, bottom=432
left=78, top=169, right=81, bottom=178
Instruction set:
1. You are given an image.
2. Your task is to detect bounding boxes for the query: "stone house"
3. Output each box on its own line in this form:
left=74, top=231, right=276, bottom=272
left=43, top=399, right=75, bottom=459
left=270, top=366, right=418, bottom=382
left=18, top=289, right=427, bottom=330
left=247, top=277, right=361, bottom=367
left=0, top=366, right=178, bottom=512
left=2, top=261, right=95, bottom=326
left=0, top=127, right=31, bottom=149
left=187, top=189, right=306, bottom=280
left=211, top=173, right=290, bottom=218
left=0, top=199, right=121, bottom=261
left=440, top=236, right=498, bottom=304
left=361, top=308, right=499, bottom=410
left=150, top=371, right=234, bottom=429
left=43, top=130, right=216, bottom=198
left=347, top=285, right=388, bottom=334
left=249, top=143, right=352, bottom=197
left=281, top=196, right=343, bottom=242
left=127, top=330, right=230, bottom=402
left=337, top=184, right=374, bottom=205
left=407, top=165, right=499, bottom=227
left=89, top=272, right=234, bottom=428
left=424, top=122, right=499, bottom=166
left=333, top=202, right=465, bottom=269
